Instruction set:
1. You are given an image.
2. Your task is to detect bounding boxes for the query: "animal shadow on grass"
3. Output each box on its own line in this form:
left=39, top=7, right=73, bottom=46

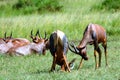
left=29, top=69, right=49, bottom=74
left=28, top=68, right=64, bottom=75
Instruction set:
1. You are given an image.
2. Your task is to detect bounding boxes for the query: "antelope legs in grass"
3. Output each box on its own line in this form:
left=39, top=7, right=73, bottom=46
left=102, top=42, right=108, bottom=66
left=63, top=55, right=71, bottom=72
left=50, top=54, right=57, bottom=72
left=78, top=58, right=83, bottom=69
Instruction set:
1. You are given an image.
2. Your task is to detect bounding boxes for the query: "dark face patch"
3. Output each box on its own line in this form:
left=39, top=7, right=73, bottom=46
left=3, top=37, right=13, bottom=43
left=77, top=47, right=88, bottom=60
left=82, top=52, right=88, bottom=60
left=32, top=37, right=39, bottom=43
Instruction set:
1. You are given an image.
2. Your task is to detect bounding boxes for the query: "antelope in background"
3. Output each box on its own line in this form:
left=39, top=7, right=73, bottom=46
left=69, top=23, right=108, bottom=69
left=0, top=32, right=30, bottom=54
left=8, top=30, right=48, bottom=56
left=48, top=30, right=76, bottom=72
left=0, top=32, right=13, bottom=44
left=4, top=32, right=30, bottom=48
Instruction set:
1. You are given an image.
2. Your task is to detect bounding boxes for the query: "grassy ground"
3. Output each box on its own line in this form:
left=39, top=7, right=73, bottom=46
left=0, top=37, right=119, bottom=80
left=0, top=0, right=120, bottom=80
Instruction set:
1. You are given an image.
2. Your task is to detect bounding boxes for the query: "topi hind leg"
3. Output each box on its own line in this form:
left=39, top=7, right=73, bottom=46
left=102, top=42, right=108, bottom=66
left=50, top=54, right=57, bottom=72
left=97, top=46, right=102, bottom=67
left=94, top=40, right=99, bottom=69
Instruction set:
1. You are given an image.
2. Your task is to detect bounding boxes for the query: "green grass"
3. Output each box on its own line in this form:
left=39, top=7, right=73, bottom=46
left=0, top=38, right=119, bottom=80
left=0, top=0, right=120, bottom=80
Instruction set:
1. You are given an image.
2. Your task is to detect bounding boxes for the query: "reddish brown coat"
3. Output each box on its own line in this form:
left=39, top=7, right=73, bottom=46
left=49, top=30, right=75, bottom=72
left=69, top=23, right=108, bottom=69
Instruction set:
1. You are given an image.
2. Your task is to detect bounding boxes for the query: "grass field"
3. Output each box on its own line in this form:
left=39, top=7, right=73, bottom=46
left=0, top=0, right=120, bottom=80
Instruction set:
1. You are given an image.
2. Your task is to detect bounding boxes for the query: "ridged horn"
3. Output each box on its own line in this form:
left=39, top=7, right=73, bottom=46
left=68, top=42, right=79, bottom=54
left=44, top=31, right=47, bottom=39
left=10, top=32, right=12, bottom=38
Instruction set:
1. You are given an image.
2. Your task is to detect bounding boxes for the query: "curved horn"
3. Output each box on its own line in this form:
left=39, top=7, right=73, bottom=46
left=36, top=29, right=41, bottom=38
left=31, top=30, right=33, bottom=36
left=68, top=42, right=79, bottom=54
left=44, top=31, right=47, bottom=39
left=36, top=29, right=39, bottom=36
left=30, top=30, right=33, bottom=38
left=71, top=42, right=79, bottom=53
left=10, top=32, right=12, bottom=38
left=4, top=32, right=7, bottom=39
